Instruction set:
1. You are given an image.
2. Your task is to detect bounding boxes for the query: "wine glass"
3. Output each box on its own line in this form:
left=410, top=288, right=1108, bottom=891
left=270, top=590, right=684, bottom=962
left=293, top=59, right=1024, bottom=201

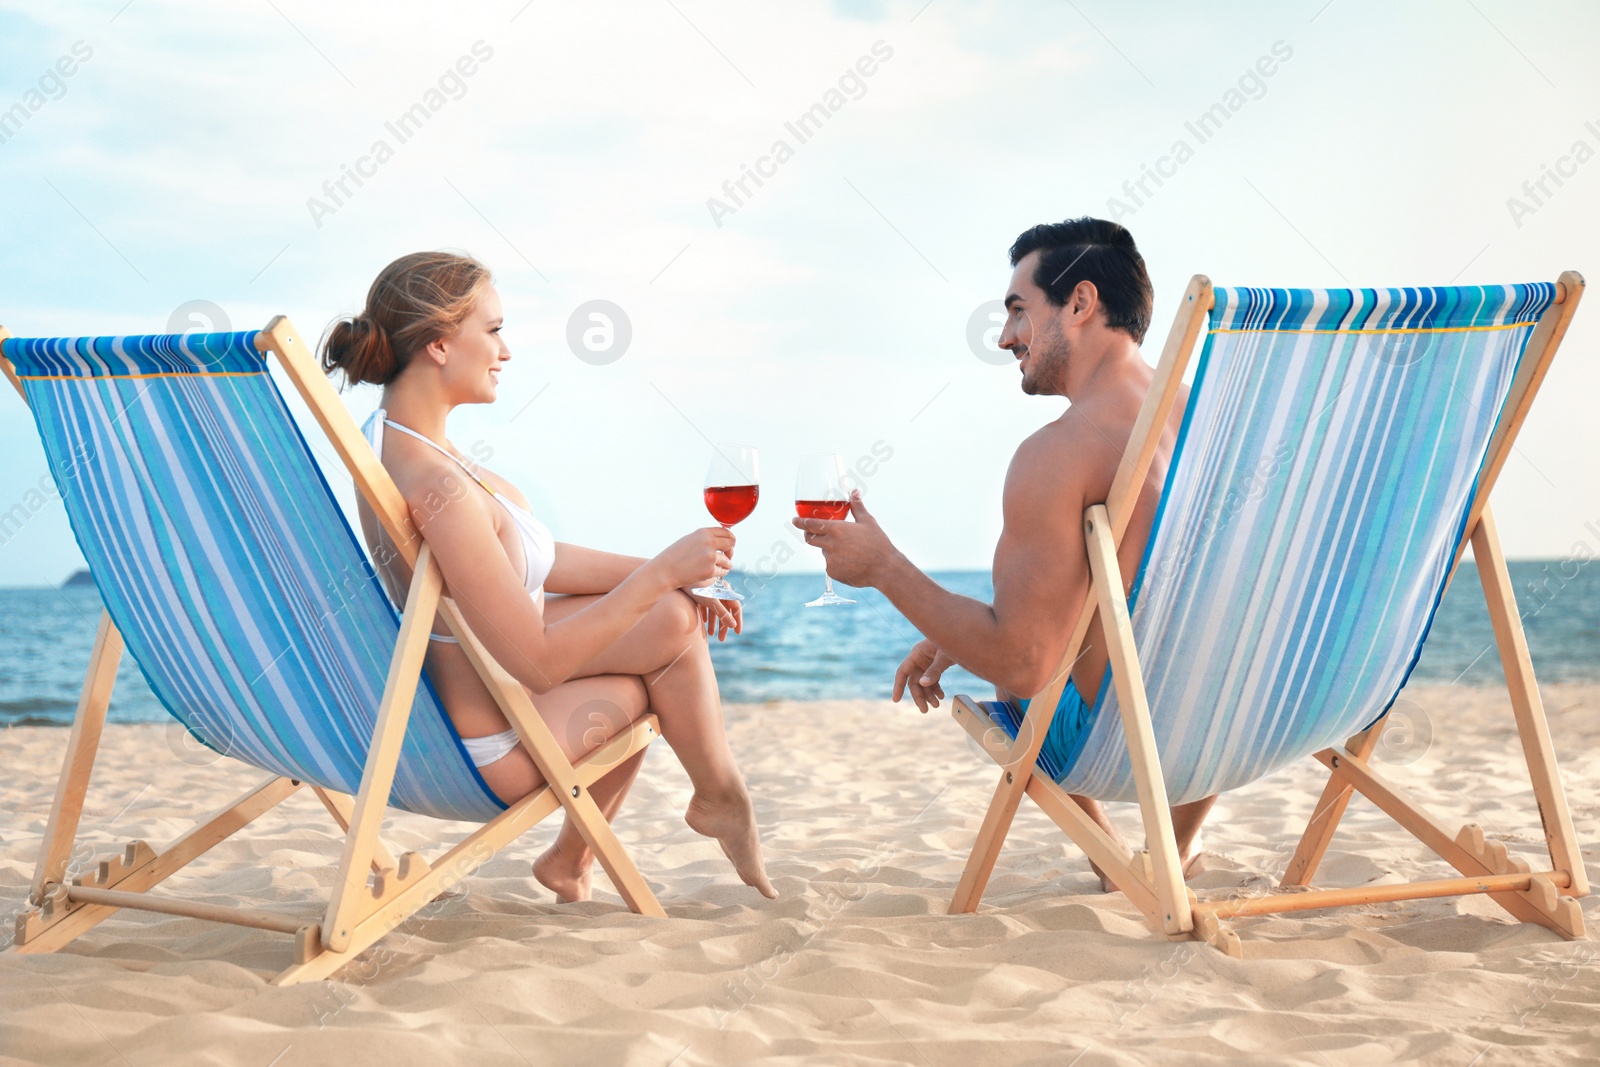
left=692, top=444, right=759, bottom=601
left=795, top=452, right=855, bottom=607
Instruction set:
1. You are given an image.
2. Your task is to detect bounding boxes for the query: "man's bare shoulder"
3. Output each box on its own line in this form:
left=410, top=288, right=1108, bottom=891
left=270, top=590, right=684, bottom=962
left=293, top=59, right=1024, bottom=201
left=1007, top=407, right=1123, bottom=493
left=999, top=421, right=1089, bottom=532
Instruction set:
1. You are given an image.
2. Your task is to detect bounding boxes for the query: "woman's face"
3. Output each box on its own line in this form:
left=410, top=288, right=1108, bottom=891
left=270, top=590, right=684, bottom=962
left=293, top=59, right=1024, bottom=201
left=437, top=284, right=510, bottom=404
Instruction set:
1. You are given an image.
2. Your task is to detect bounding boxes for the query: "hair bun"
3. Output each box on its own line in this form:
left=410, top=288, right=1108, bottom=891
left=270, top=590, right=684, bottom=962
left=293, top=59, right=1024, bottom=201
left=320, top=311, right=397, bottom=386
left=319, top=251, right=493, bottom=390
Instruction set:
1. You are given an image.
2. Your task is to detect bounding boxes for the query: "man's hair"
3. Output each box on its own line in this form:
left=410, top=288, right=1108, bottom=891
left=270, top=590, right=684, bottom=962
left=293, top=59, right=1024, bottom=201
left=1009, top=218, right=1154, bottom=344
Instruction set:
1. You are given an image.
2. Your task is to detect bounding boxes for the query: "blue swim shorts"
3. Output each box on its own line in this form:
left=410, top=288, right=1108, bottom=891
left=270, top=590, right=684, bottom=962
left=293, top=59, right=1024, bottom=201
left=979, top=679, right=1101, bottom=782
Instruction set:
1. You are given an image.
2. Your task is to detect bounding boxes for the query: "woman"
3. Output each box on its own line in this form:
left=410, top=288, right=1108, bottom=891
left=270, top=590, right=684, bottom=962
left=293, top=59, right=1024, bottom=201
left=321, top=251, right=775, bottom=901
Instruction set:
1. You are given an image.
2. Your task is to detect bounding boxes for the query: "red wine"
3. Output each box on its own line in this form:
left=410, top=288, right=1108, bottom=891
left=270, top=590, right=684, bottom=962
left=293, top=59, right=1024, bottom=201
left=704, top=484, right=759, bottom=525
left=795, top=499, right=850, bottom=521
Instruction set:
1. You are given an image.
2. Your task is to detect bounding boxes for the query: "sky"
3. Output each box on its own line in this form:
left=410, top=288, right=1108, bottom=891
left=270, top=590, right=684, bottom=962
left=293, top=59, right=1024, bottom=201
left=1, top=0, right=1598, bottom=586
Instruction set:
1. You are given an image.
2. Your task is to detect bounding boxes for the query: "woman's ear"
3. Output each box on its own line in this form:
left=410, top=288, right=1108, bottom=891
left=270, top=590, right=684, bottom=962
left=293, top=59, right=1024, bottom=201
left=424, top=335, right=450, bottom=367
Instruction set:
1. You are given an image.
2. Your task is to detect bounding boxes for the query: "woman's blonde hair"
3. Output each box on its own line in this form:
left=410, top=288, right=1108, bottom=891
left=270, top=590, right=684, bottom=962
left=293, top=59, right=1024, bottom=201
left=321, top=251, right=493, bottom=386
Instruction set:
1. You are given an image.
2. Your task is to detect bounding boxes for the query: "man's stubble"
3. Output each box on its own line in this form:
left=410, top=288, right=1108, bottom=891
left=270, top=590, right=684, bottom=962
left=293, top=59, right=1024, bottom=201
left=1020, top=312, right=1070, bottom=397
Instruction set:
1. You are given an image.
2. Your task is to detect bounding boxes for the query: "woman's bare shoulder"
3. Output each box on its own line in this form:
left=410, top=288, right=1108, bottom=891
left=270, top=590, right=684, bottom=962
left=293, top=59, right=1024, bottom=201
left=380, top=440, right=494, bottom=529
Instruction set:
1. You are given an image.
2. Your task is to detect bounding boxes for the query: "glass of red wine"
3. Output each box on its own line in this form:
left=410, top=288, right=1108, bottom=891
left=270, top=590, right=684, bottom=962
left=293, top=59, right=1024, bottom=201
left=795, top=452, right=855, bottom=607
left=692, top=444, right=759, bottom=601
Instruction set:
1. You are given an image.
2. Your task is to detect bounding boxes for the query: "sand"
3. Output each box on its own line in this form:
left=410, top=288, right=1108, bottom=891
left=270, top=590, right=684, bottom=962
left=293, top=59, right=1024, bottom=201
left=2, top=684, right=1598, bottom=1066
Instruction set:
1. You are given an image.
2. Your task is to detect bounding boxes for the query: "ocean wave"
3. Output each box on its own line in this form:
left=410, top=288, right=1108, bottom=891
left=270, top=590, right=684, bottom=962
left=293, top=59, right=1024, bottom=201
left=0, top=696, right=75, bottom=717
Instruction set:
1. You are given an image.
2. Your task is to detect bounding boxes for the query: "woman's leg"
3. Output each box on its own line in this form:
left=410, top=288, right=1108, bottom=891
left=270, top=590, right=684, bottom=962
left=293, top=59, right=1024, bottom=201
left=473, top=674, right=650, bottom=902
left=545, top=591, right=775, bottom=898
left=532, top=749, right=647, bottom=903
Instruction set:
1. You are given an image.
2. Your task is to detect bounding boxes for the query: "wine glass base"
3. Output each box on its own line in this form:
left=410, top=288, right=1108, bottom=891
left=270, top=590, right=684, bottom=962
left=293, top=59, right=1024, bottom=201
left=804, top=591, right=855, bottom=607
left=691, top=578, right=745, bottom=601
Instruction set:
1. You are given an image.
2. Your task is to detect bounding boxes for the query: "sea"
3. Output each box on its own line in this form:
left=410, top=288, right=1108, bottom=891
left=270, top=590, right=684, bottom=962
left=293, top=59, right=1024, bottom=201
left=1, top=563, right=1595, bottom=727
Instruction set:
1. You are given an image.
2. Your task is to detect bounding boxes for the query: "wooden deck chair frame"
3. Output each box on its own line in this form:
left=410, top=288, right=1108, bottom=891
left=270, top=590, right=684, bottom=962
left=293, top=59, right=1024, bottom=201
left=2, top=317, right=666, bottom=986
left=945, top=273, right=1589, bottom=957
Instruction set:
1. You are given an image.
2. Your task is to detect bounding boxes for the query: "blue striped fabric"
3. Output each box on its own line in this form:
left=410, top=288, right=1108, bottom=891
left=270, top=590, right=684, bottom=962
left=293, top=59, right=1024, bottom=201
left=4, top=331, right=505, bottom=822
left=1008, top=284, right=1554, bottom=804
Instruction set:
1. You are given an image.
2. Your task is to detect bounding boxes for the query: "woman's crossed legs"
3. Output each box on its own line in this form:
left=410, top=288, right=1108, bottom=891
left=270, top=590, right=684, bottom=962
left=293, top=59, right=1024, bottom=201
left=474, top=590, right=775, bottom=901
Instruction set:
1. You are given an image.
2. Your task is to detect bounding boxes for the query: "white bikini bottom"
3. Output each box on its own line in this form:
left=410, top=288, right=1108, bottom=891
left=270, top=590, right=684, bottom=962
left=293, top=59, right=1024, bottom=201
left=460, top=728, right=520, bottom=768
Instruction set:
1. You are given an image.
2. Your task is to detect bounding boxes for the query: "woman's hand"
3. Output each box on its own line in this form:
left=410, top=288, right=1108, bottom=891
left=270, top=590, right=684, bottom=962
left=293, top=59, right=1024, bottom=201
left=685, top=589, right=742, bottom=641
left=649, top=527, right=736, bottom=593
left=893, top=638, right=957, bottom=712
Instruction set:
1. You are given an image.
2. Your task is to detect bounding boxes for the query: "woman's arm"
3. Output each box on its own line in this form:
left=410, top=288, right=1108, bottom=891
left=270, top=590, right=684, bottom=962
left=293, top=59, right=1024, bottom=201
left=545, top=543, right=646, bottom=595
left=408, top=467, right=729, bottom=694
left=548, top=543, right=743, bottom=640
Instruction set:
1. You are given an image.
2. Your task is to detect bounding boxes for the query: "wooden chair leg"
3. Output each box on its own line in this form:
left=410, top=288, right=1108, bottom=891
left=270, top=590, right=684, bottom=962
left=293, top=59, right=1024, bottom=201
left=277, top=715, right=662, bottom=985
left=945, top=697, right=1058, bottom=914
left=949, top=767, right=1033, bottom=914
left=1281, top=718, right=1388, bottom=887
left=30, top=611, right=123, bottom=904
left=322, top=544, right=442, bottom=952
left=1472, top=505, right=1588, bottom=895
left=13, top=775, right=301, bottom=955
left=1083, top=504, right=1191, bottom=936
left=1316, top=747, right=1582, bottom=937
left=313, top=788, right=397, bottom=875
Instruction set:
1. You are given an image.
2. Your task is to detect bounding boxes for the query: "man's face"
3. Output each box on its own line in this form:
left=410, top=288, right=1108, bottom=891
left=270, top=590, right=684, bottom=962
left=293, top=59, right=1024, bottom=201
left=999, top=251, right=1070, bottom=396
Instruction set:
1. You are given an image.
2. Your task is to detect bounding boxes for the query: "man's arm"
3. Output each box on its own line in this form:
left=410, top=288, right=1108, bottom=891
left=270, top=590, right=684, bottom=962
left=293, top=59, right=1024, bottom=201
left=796, top=423, right=1097, bottom=699
left=880, top=429, right=1092, bottom=696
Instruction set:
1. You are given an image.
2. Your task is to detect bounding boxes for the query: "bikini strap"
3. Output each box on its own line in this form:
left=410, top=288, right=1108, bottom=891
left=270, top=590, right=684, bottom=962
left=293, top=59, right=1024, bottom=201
left=383, top=418, right=497, bottom=496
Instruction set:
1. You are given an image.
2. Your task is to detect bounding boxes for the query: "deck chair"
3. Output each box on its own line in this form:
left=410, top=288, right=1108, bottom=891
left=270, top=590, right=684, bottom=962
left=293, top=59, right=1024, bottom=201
left=1, top=317, right=665, bottom=985
left=947, top=273, right=1589, bottom=956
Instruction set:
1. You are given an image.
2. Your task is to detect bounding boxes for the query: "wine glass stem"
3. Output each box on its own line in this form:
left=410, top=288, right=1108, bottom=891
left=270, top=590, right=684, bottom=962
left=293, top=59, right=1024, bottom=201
left=823, top=574, right=835, bottom=596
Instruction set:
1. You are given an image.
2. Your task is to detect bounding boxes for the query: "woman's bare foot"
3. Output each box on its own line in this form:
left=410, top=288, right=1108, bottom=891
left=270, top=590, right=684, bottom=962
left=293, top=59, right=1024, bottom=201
left=685, top=790, right=777, bottom=899
left=533, top=842, right=593, bottom=904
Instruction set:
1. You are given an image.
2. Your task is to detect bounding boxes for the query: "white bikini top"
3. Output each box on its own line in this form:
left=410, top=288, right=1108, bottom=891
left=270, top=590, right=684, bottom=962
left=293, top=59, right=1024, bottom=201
left=362, top=410, right=556, bottom=600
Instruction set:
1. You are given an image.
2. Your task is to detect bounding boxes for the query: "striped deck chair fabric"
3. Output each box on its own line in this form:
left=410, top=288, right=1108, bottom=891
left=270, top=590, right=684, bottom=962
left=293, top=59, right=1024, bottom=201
left=998, top=283, right=1557, bottom=804
left=5, top=330, right=505, bottom=823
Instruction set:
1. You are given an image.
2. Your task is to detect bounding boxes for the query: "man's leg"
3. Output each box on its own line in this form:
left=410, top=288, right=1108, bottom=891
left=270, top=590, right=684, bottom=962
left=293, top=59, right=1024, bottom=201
left=1072, top=793, right=1216, bottom=892
left=1071, top=794, right=1132, bottom=893
left=1172, top=795, right=1217, bottom=877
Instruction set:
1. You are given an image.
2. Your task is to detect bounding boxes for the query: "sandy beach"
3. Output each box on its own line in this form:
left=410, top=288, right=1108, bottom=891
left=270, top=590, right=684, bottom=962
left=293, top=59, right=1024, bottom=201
left=2, top=683, right=1598, bottom=1066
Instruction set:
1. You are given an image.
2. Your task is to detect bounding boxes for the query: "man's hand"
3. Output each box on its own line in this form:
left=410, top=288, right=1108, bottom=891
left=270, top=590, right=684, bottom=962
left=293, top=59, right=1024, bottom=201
left=791, top=490, right=896, bottom=588
left=893, top=638, right=957, bottom=713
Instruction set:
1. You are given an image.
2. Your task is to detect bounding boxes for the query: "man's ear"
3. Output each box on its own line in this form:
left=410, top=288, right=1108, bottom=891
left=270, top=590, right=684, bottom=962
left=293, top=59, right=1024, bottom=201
left=1067, top=280, right=1100, bottom=327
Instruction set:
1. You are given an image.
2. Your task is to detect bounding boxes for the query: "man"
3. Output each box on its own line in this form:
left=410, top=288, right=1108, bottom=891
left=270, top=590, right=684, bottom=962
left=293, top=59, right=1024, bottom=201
left=794, top=217, right=1215, bottom=887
